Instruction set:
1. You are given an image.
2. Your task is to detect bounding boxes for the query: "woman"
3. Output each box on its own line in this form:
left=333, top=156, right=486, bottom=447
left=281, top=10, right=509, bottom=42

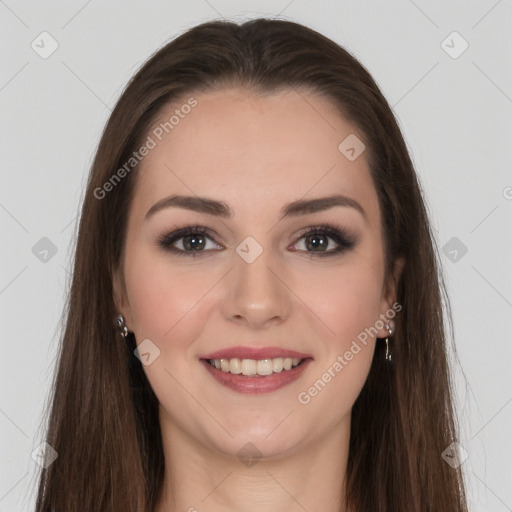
left=34, top=18, right=469, bottom=511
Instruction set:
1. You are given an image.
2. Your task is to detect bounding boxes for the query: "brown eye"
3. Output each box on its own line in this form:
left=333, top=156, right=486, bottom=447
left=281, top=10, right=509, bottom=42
left=291, top=224, right=358, bottom=257
left=157, top=223, right=358, bottom=258
left=157, top=225, right=222, bottom=257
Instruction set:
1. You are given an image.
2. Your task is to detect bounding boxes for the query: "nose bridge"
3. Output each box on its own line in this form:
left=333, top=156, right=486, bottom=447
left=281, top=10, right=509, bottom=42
left=221, top=234, right=290, bottom=326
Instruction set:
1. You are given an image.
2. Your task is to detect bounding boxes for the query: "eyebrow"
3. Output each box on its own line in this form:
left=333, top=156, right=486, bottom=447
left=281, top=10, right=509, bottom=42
left=145, top=193, right=367, bottom=223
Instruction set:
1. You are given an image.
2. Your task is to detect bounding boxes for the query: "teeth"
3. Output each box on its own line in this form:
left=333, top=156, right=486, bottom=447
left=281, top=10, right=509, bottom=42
left=229, top=358, right=241, bottom=374
left=208, top=357, right=303, bottom=376
left=273, top=357, right=284, bottom=373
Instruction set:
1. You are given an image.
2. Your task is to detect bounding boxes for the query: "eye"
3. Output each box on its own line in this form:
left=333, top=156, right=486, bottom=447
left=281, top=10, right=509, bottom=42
left=290, top=223, right=358, bottom=257
left=157, top=225, right=222, bottom=257
left=157, top=223, right=358, bottom=258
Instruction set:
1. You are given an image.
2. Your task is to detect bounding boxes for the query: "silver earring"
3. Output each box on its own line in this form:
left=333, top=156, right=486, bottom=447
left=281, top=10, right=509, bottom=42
left=116, top=313, right=129, bottom=338
left=384, top=322, right=393, bottom=363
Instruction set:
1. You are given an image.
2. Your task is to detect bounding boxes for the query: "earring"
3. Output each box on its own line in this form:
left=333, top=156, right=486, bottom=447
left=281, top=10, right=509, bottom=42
left=384, top=322, right=393, bottom=363
left=115, top=313, right=129, bottom=338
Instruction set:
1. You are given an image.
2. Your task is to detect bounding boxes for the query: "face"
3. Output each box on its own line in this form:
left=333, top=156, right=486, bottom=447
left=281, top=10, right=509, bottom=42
left=114, top=87, right=403, bottom=459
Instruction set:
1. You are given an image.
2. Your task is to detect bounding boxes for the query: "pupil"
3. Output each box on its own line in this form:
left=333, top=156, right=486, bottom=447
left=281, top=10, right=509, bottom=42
left=184, top=234, right=205, bottom=251
left=306, top=234, right=327, bottom=251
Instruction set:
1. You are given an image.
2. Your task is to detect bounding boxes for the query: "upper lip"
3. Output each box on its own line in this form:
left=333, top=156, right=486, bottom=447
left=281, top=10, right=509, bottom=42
left=200, top=346, right=313, bottom=360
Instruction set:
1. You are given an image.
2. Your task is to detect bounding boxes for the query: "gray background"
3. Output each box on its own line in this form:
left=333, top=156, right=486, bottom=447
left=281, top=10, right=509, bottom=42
left=1, top=1, right=511, bottom=510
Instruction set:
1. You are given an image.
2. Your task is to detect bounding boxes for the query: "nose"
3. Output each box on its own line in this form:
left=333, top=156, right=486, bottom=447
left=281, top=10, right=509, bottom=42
left=220, top=243, right=292, bottom=330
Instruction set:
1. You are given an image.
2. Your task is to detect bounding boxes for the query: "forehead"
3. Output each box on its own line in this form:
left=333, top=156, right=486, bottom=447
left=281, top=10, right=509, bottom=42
left=131, top=87, right=380, bottom=226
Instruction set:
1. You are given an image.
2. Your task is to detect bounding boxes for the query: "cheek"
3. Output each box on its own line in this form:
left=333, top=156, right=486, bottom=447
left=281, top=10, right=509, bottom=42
left=302, top=261, right=384, bottom=348
left=292, top=264, right=382, bottom=408
left=124, top=248, right=216, bottom=348
left=295, top=268, right=380, bottom=413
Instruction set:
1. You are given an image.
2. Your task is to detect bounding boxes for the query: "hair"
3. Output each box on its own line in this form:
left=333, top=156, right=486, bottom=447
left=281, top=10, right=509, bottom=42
left=33, top=17, right=469, bottom=512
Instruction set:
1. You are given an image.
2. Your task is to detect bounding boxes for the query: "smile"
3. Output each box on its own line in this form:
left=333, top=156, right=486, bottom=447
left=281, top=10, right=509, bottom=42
left=208, top=357, right=303, bottom=376
left=200, top=357, right=313, bottom=394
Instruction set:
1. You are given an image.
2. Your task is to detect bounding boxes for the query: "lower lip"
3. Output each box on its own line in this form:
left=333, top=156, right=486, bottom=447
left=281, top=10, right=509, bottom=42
left=200, top=358, right=313, bottom=394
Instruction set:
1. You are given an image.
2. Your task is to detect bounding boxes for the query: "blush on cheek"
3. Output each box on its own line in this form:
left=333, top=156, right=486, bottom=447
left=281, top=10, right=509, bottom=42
left=127, top=271, right=218, bottom=355
left=314, top=280, right=381, bottom=348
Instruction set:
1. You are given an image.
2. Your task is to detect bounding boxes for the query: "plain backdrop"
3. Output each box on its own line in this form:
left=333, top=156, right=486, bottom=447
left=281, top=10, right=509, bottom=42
left=1, top=1, right=511, bottom=510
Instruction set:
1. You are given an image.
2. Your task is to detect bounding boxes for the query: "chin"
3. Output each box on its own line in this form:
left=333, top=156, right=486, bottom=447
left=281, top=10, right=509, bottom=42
left=204, top=423, right=305, bottom=461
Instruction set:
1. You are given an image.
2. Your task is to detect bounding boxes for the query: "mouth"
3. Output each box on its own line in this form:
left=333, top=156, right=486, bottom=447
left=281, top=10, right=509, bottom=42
left=203, top=356, right=309, bottom=376
left=199, top=356, right=314, bottom=394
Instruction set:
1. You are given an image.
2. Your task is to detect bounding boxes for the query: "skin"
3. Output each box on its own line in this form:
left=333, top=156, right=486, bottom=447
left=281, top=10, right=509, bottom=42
left=114, top=87, right=404, bottom=512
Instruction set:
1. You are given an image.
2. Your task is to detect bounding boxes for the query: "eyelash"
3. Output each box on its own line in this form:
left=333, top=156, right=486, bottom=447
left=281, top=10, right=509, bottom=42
left=156, top=223, right=358, bottom=258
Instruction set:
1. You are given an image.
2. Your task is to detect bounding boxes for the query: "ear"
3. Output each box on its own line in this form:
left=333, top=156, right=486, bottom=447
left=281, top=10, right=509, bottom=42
left=375, top=256, right=405, bottom=337
left=112, top=266, right=133, bottom=329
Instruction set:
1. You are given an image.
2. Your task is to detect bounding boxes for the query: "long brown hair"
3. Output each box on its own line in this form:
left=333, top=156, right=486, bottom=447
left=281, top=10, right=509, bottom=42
left=34, top=18, right=469, bottom=511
